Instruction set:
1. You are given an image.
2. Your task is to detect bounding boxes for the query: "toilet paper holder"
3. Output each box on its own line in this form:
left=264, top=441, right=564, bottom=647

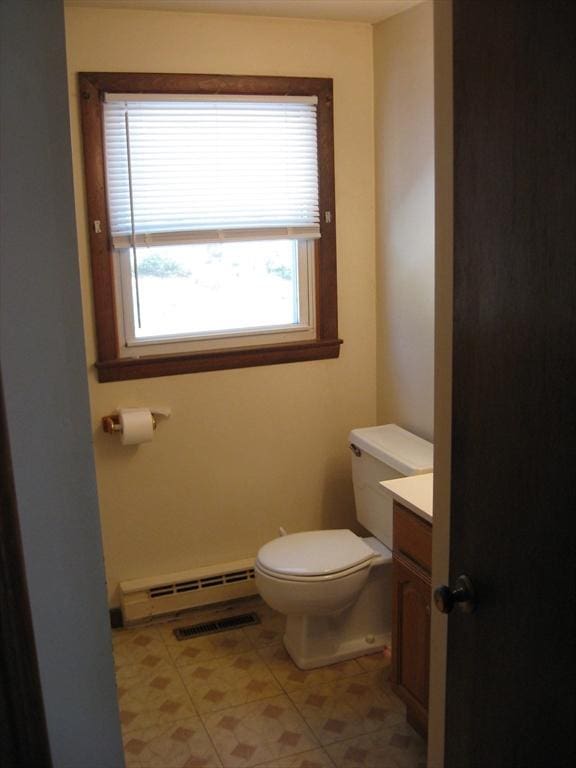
left=101, top=407, right=171, bottom=435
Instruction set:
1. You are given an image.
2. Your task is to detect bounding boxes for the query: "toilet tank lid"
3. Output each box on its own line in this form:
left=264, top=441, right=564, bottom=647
left=257, top=530, right=374, bottom=577
left=348, top=424, right=433, bottom=476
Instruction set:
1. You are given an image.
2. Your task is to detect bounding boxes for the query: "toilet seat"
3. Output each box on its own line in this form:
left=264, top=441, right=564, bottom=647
left=256, top=529, right=375, bottom=579
left=255, top=558, right=373, bottom=583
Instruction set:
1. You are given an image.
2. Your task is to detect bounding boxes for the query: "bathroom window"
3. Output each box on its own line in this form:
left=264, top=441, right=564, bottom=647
left=79, top=73, right=340, bottom=381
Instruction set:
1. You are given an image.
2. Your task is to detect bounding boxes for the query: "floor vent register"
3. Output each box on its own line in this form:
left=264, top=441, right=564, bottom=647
left=173, top=611, right=260, bottom=641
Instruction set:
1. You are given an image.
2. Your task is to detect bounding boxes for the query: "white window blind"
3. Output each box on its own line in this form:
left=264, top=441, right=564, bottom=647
left=103, top=94, right=320, bottom=248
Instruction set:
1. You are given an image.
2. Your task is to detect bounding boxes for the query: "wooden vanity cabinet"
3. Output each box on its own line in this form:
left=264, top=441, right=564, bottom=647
left=391, top=500, right=432, bottom=737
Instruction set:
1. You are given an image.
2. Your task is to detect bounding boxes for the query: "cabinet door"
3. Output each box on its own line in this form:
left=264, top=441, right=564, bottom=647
left=392, top=558, right=431, bottom=714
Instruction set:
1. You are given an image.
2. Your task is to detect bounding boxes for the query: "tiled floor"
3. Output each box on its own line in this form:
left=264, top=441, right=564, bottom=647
left=113, top=597, right=426, bottom=768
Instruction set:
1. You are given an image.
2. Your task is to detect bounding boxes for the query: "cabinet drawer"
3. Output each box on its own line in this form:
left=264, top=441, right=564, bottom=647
left=393, top=502, right=432, bottom=573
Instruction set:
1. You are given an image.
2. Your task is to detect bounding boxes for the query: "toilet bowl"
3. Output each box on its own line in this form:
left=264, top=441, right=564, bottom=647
left=255, top=530, right=392, bottom=669
left=255, top=424, right=433, bottom=670
left=256, top=529, right=378, bottom=615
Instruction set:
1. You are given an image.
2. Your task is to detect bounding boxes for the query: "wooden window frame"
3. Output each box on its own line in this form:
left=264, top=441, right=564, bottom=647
left=78, top=72, right=342, bottom=382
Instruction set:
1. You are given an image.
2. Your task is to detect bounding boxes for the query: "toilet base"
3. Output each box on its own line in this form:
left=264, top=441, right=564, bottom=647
left=282, top=559, right=392, bottom=670
left=283, top=623, right=391, bottom=670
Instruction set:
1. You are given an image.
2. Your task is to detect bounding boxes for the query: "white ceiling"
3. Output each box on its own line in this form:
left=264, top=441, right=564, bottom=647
left=65, top=0, right=424, bottom=24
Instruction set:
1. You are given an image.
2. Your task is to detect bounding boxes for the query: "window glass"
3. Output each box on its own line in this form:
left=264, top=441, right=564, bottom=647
left=123, top=240, right=305, bottom=343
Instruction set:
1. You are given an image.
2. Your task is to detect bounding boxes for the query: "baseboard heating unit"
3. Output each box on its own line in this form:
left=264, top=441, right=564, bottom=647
left=119, top=558, right=257, bottom=624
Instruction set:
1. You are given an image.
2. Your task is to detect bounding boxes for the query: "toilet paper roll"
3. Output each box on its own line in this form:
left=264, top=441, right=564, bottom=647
left=119, top=408, right=154, bottom=446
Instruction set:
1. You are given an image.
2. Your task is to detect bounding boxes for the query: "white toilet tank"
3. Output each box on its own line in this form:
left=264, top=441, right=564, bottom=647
left=348, top=424, right=433, bottom=549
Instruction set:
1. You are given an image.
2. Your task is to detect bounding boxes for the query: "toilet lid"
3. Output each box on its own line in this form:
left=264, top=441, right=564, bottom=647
left=256, top=530, right=374, bottom=577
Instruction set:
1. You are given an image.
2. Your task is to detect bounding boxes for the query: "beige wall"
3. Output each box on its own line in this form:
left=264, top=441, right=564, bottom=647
left=65, top=7, right=377, bottom=605
left=373, top=1, right=435, bottom=441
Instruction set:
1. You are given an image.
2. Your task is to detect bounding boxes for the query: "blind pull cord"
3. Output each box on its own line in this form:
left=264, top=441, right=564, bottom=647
left=125, top=109, right=142, bottom=330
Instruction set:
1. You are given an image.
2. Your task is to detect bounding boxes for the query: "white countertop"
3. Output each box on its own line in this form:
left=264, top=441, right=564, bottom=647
left=379, top=473, right=433, bottom=523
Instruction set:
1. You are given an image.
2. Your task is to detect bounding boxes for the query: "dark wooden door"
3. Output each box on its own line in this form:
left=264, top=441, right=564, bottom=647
left=444, top=1, right=576, bottom=765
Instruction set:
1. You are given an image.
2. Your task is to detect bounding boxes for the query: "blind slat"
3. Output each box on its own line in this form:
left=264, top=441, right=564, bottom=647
left=111, top=226, right=320, bottom=249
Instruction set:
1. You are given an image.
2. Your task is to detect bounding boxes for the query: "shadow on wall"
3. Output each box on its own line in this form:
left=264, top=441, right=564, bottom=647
left=319, top=452, right=357, bottom=533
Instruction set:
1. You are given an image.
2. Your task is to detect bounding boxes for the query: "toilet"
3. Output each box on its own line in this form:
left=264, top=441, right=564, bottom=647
left=255, top=424, right=433, bottom=670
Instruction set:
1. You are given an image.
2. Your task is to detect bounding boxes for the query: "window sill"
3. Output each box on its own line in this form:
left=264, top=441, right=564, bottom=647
left=95, top=338, right=343, bottom=382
